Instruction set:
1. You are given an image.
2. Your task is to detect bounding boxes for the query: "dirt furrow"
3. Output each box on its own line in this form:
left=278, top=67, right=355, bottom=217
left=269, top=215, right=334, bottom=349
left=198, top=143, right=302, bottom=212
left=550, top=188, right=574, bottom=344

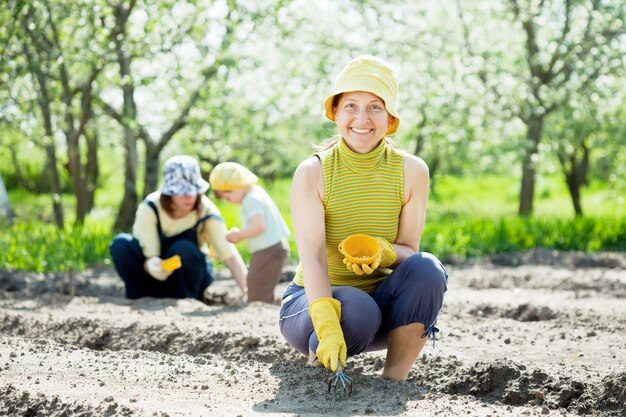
left=1, top=250, right=625, bottom=416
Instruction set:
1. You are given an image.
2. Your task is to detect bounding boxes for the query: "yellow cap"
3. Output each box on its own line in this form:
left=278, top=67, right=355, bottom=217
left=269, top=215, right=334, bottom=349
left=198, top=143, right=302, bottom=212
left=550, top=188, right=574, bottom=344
left=324, top=55, right=400, bottom=135
left=209, top=162, right=258, bottom=191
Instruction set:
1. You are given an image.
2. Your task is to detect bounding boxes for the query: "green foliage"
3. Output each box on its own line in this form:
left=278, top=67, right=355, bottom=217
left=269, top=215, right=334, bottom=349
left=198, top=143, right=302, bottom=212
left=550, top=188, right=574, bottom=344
left=0, top=129, right=51, bottom=192
left=430, top=174, right=624, bottom=218
left=0, top=221, right=113, bottom=272
left=423, top=215, right=626, bottom=260
left=3, top=175, right=624, bottom=273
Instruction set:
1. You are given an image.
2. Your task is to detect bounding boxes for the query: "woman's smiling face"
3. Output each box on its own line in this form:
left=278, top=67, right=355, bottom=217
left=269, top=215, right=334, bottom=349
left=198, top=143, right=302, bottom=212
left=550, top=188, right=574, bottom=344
left=333, top=91, right=393, bottom=154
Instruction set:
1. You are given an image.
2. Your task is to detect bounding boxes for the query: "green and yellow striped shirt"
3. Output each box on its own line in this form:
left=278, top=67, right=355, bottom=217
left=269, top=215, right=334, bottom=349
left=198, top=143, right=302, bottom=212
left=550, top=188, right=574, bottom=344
left=293, top=138, right=405, bottom=294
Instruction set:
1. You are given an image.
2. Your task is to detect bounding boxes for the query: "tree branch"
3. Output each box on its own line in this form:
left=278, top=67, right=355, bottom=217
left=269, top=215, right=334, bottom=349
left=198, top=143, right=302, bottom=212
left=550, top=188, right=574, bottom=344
left=154, top=3, right=241, bottom=151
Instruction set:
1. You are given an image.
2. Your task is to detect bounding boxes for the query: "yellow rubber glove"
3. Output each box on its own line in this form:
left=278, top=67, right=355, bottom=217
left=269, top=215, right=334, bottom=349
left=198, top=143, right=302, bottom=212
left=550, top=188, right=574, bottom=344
left=308, top=297, right=347, bottom=372
left=339, top=235, right=397, bottom=275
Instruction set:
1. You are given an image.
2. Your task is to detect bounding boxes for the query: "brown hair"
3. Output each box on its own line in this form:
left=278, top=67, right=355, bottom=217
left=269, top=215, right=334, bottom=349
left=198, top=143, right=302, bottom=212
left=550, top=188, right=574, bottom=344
left=159, top=194, right=202, bottom=216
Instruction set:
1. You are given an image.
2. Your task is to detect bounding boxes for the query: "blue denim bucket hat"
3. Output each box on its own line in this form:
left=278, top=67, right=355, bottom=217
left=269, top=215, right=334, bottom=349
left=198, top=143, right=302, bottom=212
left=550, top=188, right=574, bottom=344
left=160, top=155, right=210, bottom=196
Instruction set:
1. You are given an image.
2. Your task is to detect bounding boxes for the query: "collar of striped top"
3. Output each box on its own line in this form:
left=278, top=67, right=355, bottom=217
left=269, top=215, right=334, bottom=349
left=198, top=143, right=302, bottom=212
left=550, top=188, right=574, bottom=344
left=338, top=137, right=388, bottom=172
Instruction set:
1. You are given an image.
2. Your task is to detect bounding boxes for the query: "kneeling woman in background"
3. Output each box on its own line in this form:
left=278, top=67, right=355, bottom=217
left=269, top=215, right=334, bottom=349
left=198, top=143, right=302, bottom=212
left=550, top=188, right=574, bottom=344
left=110, top=155, right=247, bottom=300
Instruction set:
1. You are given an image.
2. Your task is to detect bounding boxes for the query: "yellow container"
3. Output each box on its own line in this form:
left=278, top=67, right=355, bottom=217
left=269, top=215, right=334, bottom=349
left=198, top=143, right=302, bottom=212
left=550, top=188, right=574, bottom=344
left=161, top=255, right=182, bottom=272
left=338, top=234, right=381, bottom=264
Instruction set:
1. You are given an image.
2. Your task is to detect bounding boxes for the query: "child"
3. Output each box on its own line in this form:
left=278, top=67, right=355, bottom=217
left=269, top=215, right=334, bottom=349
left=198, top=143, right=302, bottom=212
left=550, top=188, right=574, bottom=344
left=209, top=162, right=290, bottom=304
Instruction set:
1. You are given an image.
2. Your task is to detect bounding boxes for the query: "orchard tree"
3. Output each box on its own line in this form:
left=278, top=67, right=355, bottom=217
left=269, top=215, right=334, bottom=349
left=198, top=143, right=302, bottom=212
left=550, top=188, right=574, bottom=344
left=6, top=0, right=106, bottom=226
left=99, top=0, right=294, bottom=231
left=457, top=0, right=626, bottom=215
left=548, top=79, right=626, bottom=216
left=547, top=102, right=597, bottom=216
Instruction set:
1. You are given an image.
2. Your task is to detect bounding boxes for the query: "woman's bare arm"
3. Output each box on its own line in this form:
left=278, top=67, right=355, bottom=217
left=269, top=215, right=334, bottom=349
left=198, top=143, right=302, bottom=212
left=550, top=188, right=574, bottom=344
left=290, top=157, right=332, bottom=303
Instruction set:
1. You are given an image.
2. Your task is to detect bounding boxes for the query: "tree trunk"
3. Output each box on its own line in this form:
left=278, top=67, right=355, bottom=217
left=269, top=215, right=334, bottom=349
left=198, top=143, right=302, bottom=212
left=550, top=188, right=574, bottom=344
left=46, top=144, right=65, bottom=228
left=428, top=155, right=441, bottom=196
left=9, top=146, right=23, bottom=188
left=111, top=1, right=140, bottom=232
left=85, top=131, right=99, bottom=211
left=64, top=77, right=96, bottom=225
left=518, top=116, right=544, bottom=216
left=37, top=78, right=65, bottom=228
left=413, top=132, right=426, bottom=156
left=113, top=124, right=139, bottom=232
left=559, top=139, right=589, bottom=217
left=21, top=19, right=65, bottom=227
left=143, top=145, right=161, bottom=199
left=67, top=134, right=89, bottom=225
left=567, top=178, right=583, bottom=216
left=20, top=1, right=100, bottom=226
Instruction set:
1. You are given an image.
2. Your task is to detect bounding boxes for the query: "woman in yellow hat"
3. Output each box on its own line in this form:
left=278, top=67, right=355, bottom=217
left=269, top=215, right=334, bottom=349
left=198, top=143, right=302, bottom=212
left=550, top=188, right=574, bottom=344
left=279, top=55, right=448, bottom=381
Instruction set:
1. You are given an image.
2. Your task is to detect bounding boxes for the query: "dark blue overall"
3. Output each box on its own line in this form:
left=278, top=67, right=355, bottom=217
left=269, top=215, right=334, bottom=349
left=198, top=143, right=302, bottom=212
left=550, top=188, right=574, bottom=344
left=110, top=201, right=218, bottom=300
left=279, top=252, right=448, bottom=356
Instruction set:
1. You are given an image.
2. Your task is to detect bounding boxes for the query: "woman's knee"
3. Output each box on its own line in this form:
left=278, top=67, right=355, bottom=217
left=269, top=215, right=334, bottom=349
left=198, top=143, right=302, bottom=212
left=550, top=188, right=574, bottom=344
left=110, top=234, right=138, bottom=262
left=166, top=240, right=202, bottom=260
left=333, top=287, right=381, bottom=353
left=402, top=252, right=448, bottom=293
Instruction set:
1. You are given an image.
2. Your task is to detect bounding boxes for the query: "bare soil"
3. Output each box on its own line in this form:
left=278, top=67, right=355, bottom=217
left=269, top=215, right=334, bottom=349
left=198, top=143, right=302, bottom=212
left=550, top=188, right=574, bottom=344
left=1, top=248, right=625, bottom=416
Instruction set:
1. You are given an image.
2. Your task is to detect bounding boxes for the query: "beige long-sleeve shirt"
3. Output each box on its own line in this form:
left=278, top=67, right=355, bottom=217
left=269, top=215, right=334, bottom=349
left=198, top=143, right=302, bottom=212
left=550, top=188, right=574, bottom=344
left=132, top=192, right=236, bottom=261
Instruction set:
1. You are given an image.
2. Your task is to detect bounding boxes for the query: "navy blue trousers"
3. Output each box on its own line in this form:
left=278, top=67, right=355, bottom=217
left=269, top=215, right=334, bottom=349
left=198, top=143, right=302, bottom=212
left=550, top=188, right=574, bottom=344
left=278, top=252, right=448, bottom=357
left=110, top=233, right=214, bottom=300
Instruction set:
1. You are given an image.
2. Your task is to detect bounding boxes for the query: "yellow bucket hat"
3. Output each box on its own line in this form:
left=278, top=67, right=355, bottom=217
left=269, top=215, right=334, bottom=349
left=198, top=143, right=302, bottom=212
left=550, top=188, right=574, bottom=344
left=323, top=55, right=400, bottom=135
left=209, top=162, right=258, bottom=191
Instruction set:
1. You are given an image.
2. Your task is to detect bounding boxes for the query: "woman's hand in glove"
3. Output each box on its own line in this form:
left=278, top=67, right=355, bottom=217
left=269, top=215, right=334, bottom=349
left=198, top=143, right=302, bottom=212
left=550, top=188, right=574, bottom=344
left=340, top=235, right=397, bottom=275
left=145, top=256, right=172, bottom=281
left=309, top=297, right=347, bottom=372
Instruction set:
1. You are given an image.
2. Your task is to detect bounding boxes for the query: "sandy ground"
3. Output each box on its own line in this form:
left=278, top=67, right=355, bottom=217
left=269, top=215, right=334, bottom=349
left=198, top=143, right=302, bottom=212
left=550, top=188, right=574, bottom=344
left=1, top=248, right=625, bottom=417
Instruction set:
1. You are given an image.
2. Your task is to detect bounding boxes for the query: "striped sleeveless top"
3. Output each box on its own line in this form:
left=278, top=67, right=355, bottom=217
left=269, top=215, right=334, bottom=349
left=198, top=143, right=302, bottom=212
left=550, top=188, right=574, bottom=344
left=293, top=137, right=405, bottom=294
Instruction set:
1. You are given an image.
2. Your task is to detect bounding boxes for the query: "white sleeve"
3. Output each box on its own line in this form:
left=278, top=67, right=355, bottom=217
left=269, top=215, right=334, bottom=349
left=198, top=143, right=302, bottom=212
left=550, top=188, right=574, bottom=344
left=132, top=203, right=161, bottom=258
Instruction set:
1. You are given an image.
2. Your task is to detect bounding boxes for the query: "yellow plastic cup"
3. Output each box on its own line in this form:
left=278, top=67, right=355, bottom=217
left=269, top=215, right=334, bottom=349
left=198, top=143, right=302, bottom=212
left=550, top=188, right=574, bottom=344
left=338, top=234, right=381, bottom=264
left=161, top=255, right=182, bottom=272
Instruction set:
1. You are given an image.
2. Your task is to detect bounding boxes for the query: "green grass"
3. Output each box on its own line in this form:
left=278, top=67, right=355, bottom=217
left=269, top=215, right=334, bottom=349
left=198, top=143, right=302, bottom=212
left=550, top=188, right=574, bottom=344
left=0, top=222, right=114, bottom=272
left=422, top=215, right=626, bottom=259
left=430, top=174, right=625, bottom=218
left=1, top=174, right=624, bottom=272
